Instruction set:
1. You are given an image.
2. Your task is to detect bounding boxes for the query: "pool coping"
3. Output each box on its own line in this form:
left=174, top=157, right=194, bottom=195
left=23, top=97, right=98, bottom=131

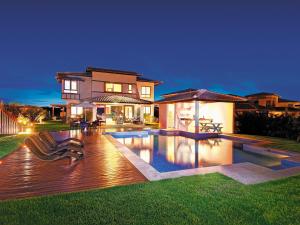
left=105, top=131, right=300, bottom=185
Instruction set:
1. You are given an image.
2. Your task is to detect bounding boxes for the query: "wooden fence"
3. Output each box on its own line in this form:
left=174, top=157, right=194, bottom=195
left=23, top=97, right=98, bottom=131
left=0, top=103, right=19, bottom=135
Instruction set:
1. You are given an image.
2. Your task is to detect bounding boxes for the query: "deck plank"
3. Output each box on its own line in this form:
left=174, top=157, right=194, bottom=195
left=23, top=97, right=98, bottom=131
left=0, top=131, right=147, bottom=201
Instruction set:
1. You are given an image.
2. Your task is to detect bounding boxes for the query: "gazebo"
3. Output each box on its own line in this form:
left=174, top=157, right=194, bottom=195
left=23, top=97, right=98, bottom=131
left=156, top=89, right=246, bottom=133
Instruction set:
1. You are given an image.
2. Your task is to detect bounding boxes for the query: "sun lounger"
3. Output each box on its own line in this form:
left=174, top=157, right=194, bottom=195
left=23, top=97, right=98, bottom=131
left=31, top=135, right=83, bottom=157
left=25, top=136, right=83, bottom=162
left=39, top=131, right=84, bottom=148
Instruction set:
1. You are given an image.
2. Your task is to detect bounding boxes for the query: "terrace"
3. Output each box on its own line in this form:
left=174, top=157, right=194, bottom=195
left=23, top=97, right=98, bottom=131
left=0, top=122, right=300, bottom=225
left=1, top=125, right=300, bottom=201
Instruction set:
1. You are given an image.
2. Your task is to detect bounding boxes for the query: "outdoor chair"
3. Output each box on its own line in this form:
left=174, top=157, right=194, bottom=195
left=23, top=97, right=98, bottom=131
left=91, top=120, right=99, bottom=129
left=80, top=121, right=89, bottom=131
left=70, top=121, right=80, bottom=129
left=32, top=134, right=84, bottom=157
left=25, top=136, right=83, bottom=162
left=38, top=133, right=84, bottom=157
left=39, top=131, right=84, bottom=148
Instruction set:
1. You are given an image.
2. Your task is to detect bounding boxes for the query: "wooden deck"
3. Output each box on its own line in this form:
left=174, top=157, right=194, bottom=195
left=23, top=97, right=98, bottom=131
left=0, top=130, right=147, bottom=201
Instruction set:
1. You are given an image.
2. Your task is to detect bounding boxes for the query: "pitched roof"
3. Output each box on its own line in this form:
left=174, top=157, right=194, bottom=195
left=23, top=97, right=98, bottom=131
left=162, top=88, right=198, bottom=96
left=245, top=92, right=280, bottom=97
left=86, top=67, right=141, bottom=76
left=56, top=72, right=91, bottom=82
left=156, top=89, right=247, bottom=104
left=235, top=102, right=259, bottom=110
left=278, top=98, right=299, bottom=103
left=85, top=94, right=152, bottom=104
left=136, top=77, right=162, bottom=85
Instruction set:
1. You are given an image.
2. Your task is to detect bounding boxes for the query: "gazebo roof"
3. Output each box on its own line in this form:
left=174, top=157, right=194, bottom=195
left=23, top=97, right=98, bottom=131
left=156, top=89, right=247, bottom=104
left=86, top=94, right=152, bottom=104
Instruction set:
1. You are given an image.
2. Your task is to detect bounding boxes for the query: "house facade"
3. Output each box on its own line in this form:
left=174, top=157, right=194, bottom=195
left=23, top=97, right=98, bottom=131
left=157, top=89, right=246, bottom=134
left=56, top=67, right=160, bottom=124
left=236, top=92, right=300, bottom=117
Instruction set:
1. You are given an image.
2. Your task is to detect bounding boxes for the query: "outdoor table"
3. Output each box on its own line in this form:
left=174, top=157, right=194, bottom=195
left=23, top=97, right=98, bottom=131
left=199, top=122, right=223, bottom=133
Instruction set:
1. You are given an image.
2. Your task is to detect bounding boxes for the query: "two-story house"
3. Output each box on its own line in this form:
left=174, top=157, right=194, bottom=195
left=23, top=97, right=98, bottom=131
left=56, top=67, right=160, bottom=124
left=236, top=92, right=300, bottom=117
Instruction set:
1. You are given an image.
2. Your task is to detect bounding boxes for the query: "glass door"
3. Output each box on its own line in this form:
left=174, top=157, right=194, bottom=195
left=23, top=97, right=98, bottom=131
left=124, top=106, right=134, bottom=121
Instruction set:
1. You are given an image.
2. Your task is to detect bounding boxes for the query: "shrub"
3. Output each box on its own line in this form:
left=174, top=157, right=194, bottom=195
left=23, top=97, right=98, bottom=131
left=236, top=112, right=300, bottom=140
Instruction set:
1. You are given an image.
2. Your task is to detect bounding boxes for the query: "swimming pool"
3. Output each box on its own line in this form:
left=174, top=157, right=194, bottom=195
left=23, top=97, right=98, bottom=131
left=114, top=134, right=283, bottom=172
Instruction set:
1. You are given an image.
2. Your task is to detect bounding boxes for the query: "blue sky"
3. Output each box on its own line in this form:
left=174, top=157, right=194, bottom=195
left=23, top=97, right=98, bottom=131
left=0, top=0, right=299, bottom=106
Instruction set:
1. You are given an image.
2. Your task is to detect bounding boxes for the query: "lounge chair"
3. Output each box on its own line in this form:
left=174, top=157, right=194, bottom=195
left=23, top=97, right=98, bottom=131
left=39, top=131, right=84, bottom=148
left=32, top=135, right=83, bottom=157
left=25, top=136, right=82, bottom=162
left=37, top=133, right=84, bottom=156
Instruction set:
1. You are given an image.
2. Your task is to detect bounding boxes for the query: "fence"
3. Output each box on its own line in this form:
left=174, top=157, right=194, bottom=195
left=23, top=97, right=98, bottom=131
left=0, top=103, right=19, bottom=135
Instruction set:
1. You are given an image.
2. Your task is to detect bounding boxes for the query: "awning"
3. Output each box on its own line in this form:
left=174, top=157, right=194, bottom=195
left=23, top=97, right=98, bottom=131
left=86, top=95, right=152, bottom=104
left=156, top=89, right=247, bottom=104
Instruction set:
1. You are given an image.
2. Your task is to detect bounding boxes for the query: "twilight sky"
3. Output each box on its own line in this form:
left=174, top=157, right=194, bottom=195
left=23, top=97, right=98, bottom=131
left=0, top=0, right=299, bottom=106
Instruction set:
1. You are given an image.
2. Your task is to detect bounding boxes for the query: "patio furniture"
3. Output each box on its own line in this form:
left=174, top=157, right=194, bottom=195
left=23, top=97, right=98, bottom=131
left=39, top=131, right=84, bottom=148
left=132, top=117, right=142, bottom=124
left=80, top=121, right=89, bottom=131
left=91, top=120, right=100, bottom=129
left=70, top=120, right=80, bottom=129
left=199, top=122, right=223, bottom=133
left=25, top=136, right=83, bottom=161
left=75, top=101, right=95, bottom=122
left=33, top=134, right=84, bottom=157
left=116, top=116, right=124, bottom=124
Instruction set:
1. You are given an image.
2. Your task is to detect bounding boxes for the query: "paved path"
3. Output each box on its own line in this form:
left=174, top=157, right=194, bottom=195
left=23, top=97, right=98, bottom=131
left=0, top=130, right=146, bottom=201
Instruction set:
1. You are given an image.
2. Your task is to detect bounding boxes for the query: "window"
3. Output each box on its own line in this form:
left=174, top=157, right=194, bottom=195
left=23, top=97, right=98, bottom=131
left=105, top=83, right=122, bottom=92
left=144, top=106, right=151, bottom=114
left=64, top=80, right=78, bottom=93
left=128, top=84, right=132, bottom=93
left=141, top=86, right=151, bottom=98
left=71, top=106, right=83, bottom=118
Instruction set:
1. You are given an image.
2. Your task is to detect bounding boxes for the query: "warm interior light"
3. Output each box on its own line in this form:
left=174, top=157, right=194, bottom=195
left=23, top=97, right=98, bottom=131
left=19, top=128, right=32, bottom=134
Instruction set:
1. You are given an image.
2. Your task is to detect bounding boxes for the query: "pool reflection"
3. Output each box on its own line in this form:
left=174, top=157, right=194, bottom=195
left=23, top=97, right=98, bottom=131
left=117, top=135, right=234, bottom=172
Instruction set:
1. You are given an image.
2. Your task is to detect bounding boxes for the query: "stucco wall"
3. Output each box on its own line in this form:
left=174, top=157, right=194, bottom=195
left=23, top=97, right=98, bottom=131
left=159, top=101, right=234, bottom=133
left=136, top=81, right=155, bottom=102
left=198, top=102, right=234, bottom=133
left=159, top=104, right=167, bottom=129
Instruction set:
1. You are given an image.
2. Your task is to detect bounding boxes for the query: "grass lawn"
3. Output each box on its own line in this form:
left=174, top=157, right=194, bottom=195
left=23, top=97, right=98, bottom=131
left=0, top=134, right=29, bottom=158
left=34, top=121, right=71, bottom=132
left=0, top=173, right=299, bottom=225
left=232, top=134, right=300, bottom=153
left=0, top=121, right=70, bottom=158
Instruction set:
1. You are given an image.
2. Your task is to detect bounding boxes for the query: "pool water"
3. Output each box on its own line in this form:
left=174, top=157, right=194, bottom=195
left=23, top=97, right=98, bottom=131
left=115, top=135, right=282, bottom=172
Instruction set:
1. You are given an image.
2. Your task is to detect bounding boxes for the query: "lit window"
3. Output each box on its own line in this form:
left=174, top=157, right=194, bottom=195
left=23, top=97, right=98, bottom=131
left=144, top=106, right=151, bottom=114
left=64, top=80, right=78, bottom=93
left=71, top=106, right=83, bottom=118
left=105, top=83, right=122, bottom=92
left=128, top=84, right=132, bottom=93
left=141, top=86, right=151, bottom=98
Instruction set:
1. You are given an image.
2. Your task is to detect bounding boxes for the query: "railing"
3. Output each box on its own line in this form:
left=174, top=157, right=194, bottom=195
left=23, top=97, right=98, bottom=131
left=0, top=103, right=19, bottom=135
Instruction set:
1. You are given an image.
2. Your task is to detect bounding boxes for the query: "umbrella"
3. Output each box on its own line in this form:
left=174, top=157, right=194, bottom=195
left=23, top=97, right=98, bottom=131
left=75, top=101, right=95, bottom=121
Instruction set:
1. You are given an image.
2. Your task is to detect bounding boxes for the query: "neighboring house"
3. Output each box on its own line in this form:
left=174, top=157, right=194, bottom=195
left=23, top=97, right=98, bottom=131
left=236, top=92, right=300, bottom=117
left=156, top=89, right=246, bottom=133
left=56, top=67, right=160, bottom=124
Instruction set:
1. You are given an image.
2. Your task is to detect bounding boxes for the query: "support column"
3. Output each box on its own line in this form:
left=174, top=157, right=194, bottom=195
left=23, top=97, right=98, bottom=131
left=92, top=106, right=97, bottom=121
left=194, top=100, right=200, bottom=133
left=51, top=106, right=54, bottom=119
left=174, top=103, right=177, bottom=129
left=140, top=105, right=144, bottom=122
